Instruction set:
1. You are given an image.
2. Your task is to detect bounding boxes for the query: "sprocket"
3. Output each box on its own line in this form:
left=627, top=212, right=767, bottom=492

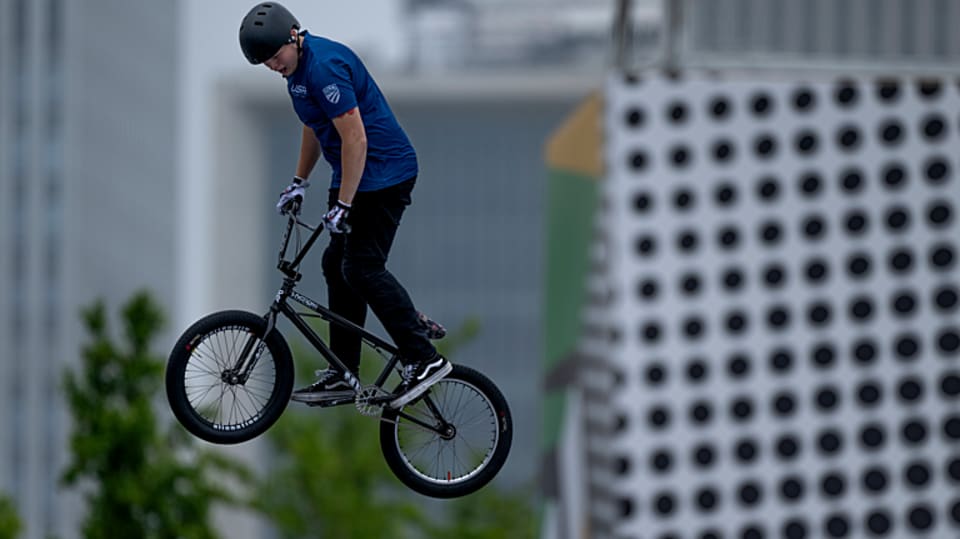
left=355, top=385, right=389, bottom=416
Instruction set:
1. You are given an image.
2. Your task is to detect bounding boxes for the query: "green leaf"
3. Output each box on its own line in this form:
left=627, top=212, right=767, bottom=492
left=0, top=495, right=20, bottom=539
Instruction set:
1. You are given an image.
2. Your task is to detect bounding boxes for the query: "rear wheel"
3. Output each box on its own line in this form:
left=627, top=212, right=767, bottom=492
left=379, top=364, right=512, bottom=498
left=166, top=310, right=293, bottom=444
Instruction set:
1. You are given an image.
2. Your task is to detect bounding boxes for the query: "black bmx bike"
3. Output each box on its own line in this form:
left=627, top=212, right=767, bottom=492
left=165, top=202, right=512, bottom=498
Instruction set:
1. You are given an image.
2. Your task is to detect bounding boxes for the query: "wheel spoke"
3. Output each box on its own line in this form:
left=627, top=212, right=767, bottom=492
left=391, top=375, right=502, bottom=486
left=180, top=325, right=279, bottom=429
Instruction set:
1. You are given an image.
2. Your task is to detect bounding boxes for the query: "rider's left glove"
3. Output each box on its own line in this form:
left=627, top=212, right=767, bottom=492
left=277, top=176, right=309, bottom=215
left=323, top=200, right=352, bottom=234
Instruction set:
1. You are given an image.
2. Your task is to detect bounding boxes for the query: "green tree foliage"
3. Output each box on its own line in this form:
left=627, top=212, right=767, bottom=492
left=0, top=495, right=20, bottom=539
left=62, top=292, right=249, bottom=539
left=256, top=405, right=536, bottom=539
left=420, top=486, right=538, bottom=539
left=254, top=406, right=430, bottom=539
left=253, top=319, right=536, bottom=539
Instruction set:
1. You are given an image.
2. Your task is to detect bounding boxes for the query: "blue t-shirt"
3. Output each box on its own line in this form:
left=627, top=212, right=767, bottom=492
left=286, top=32, right=418, bottom=192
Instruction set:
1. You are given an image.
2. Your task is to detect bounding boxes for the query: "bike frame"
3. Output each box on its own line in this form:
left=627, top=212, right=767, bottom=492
left=269, top=284, right=402, bottom=400
left=229, top=207, right=442, bottom=420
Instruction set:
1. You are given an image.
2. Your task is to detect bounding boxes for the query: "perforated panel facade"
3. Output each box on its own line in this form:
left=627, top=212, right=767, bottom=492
left=585, top=73, right=960, bottom=539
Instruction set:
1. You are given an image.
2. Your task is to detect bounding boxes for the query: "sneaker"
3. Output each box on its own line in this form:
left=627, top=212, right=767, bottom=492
left=417, top=311, right=446, bottom=340
left=291, top=368, right=354, bottom=403
left=389, top=355, right=452, bottom=409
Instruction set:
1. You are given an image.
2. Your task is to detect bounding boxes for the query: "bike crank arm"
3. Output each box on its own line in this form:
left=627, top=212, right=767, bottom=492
left=304, top=396, right=357, bottom=408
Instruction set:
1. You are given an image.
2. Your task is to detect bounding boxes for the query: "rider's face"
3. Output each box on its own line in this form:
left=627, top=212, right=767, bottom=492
left=263, top=32, right=299, bottom=77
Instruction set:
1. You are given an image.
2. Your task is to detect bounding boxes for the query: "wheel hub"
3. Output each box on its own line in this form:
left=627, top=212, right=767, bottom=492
left=439, top=423, right=457, bottom=440
left=221, top=370, right=241, bottom=385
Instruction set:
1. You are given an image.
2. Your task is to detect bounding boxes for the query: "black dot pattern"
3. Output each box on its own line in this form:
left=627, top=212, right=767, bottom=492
left=587, top=75, right=960, bottom=539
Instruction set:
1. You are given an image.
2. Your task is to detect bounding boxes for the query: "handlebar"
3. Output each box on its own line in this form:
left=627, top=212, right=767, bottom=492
left=281, top=198, right=302, bottom=217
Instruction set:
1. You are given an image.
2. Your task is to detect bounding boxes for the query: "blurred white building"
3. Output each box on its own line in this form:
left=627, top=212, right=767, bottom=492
left=0, top=0, right=600, bottom=538
left=659, top=0, right=960, bottom=72
left=1, top=2, right=180, bottom=537
left=407, top=0, right=662, bottom=71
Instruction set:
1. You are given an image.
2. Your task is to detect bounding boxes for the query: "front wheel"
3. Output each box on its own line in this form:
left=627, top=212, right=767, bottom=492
left=379, top=364, right=512, bottom=498
left=166, top=310, right=294, bottom=444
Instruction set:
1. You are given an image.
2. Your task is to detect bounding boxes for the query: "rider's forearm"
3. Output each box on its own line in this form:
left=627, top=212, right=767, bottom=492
left=337, top=133, right=367, bottom=206
left=296, top=125, right=321, bottom=179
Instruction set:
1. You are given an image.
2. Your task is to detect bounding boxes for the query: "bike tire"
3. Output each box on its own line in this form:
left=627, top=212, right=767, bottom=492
left=379, top=364, right=512, bottom=498
left=166, top=310, right=294, bottom=444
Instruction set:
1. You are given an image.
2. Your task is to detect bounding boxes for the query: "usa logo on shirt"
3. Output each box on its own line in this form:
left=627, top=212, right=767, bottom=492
left=290, top=84, right=307, bottom=97
left=322, top=84, right=341, bottom=104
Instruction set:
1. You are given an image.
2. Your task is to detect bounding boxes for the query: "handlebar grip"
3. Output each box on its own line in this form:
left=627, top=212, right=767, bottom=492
left=283, top=198, right=302, bottom=215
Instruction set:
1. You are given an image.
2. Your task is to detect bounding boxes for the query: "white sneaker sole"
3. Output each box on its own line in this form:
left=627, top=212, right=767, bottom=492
left=389, top=362, right=453, bottom=409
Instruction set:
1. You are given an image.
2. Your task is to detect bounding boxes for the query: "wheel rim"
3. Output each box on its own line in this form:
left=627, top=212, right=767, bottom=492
left=391, top=378, right=500, bottom=486
left=182, top=325, right=278, bottom=432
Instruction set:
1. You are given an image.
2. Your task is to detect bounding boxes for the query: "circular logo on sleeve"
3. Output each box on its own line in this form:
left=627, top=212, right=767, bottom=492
left=322, top=84, right=341, bottom=104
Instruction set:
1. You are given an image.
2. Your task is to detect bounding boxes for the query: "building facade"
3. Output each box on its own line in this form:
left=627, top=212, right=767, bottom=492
left=0, top=1, right=180, bottom=537
left=542, top=1, right=960, bottom=538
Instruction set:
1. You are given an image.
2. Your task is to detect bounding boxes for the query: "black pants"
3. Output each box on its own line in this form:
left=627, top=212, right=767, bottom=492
left=321, top=178, right=436, bottom=373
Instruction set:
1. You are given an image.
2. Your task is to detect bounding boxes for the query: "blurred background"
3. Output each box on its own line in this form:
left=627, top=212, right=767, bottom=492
left=1, top=0, right=959, bottom=538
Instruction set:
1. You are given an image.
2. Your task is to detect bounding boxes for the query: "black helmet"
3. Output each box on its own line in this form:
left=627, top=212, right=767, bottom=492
left=239, top=2, right=300, bottom=65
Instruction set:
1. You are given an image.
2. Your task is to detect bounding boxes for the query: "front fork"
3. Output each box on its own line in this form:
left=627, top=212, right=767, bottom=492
left=227, top=303, right=281, bottom=385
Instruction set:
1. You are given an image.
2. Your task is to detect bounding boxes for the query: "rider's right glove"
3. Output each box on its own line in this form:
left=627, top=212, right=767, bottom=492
left=276, top=176, right=309, bottom=215
left=322, top=200, right=352, bottom=234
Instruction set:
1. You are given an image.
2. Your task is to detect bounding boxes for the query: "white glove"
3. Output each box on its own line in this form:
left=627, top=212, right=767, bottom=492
left=323, top=200, right=352, bottom=234
left=277, top=176, right=309, bottom=215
